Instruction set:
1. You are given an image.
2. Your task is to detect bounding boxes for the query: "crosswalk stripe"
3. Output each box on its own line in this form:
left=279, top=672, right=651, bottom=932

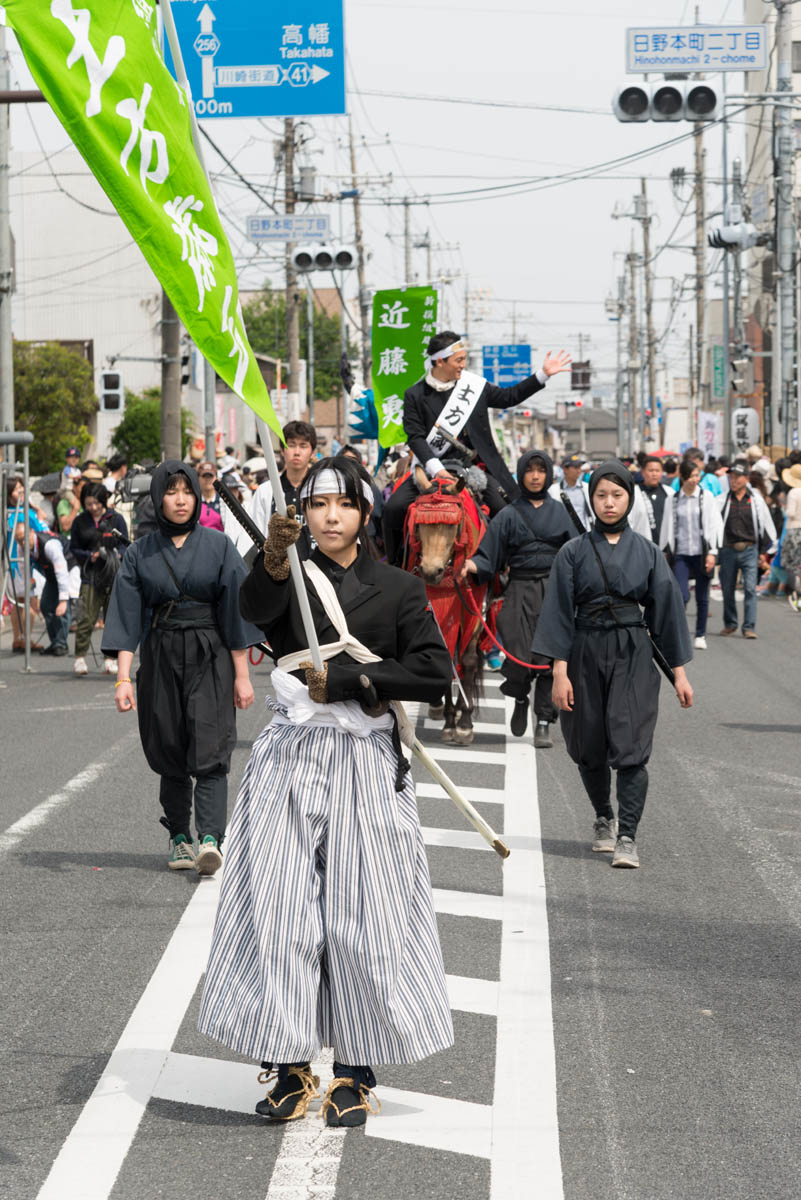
left=426, top=746, right=507, bottom=764
left=446, top=973, right=499, bottom=1016
left=415, top=781, right=504, bottom=807
left=422, top=719, right=507, bottom=736
left=433, top=888, right=503, bottom=920
left=152, top=1053, right=492, bottom=1161
left=422, top=826, right=492, bottom=851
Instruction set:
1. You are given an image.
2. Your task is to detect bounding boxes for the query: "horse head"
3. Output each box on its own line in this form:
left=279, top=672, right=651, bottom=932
left=407, top=470, right=469, bottom=586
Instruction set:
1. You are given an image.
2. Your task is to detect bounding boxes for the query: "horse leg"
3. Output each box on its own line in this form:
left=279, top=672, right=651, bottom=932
left=441, top=691, right=457, bottom=743
left=428, top=699, right=445, bottom=721
left=453, top=628, right=483, bottom=746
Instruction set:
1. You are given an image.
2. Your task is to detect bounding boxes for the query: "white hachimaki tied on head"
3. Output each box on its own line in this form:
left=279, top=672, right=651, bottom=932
left=299, top=455, right=375, bottom=516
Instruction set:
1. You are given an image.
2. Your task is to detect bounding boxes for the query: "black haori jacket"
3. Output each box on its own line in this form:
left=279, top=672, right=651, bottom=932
left=402, top=373, right=546, bottom=499
left=240, top=544, right=452, bottom=705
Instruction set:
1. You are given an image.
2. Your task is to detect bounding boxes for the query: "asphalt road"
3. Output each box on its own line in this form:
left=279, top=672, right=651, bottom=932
left=1, top=589, right=800, bottom=1200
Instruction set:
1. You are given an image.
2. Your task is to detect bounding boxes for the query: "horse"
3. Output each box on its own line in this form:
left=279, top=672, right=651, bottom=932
left=401, top=465, right=487, bottom=744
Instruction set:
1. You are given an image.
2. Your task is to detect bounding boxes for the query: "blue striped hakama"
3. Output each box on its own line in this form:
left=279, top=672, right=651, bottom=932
left=198, top=715, right=454, bottom=1066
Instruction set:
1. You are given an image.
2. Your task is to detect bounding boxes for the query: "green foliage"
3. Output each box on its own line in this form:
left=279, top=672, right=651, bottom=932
left=13, top=341, right=97, bottom=474
left=242, top=284, right=356, bottom=402
left=111, top=389, right=193, bottom=463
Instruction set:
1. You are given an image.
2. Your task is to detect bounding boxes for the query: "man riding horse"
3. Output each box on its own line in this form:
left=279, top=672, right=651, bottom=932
left=382, top=331, right=571, bottom=565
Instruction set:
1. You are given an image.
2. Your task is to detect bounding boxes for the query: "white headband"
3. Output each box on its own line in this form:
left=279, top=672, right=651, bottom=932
left=299, top=468, right=374, bottom=506
left=427, top=339, right=466, bottom=366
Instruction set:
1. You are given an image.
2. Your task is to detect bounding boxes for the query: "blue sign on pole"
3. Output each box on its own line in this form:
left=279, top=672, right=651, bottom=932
left=482, top=344, right=532, bottom=387
left=166, top=1, right=346, bottom=119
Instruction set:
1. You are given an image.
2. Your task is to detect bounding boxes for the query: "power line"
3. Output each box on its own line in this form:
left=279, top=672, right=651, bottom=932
left=349, top=88, right=608, bottom=117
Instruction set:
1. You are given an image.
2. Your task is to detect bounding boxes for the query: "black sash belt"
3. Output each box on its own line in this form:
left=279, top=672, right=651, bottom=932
left=151, top=601, right=217, bottom=631
left=575, top=600, right=646, bottom=631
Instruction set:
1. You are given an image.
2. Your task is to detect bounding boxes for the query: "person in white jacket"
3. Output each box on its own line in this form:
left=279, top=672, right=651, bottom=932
left=664, top=459, right=724, bottom=649
left=717, top=460, right=777, bottom=639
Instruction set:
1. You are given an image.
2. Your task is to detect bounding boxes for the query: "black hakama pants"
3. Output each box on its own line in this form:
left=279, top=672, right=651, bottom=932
left=498, top=577, right=556, bottom=722
left=137, top=623, right=236, bottom=840
left=562, top=624, right=660, bottom=838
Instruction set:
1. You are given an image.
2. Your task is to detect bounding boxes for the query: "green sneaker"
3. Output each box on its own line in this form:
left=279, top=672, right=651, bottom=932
left=168, top=834, right=196, bottom=871
left=196, top=835, right=223, bottom=877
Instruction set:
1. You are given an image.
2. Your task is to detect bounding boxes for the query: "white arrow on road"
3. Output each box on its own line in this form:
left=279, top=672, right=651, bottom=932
left=197, top=2, right=215, bottom=34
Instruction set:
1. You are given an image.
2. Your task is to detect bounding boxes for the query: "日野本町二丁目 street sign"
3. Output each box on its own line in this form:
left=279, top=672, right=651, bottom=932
left=626, top=26, right=767, bottom=74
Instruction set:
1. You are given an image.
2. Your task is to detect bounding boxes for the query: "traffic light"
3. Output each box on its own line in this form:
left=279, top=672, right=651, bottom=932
left=292, top=245, right=357, bottom=272
left=349, top=388, right=379, bottom=440
left=613, top=80, right=720, bottom=123
left=566, top=398, right=584, bottom=409
left=99, top=370, right=123, bottom=412
left=708, top=223, right=769, bottom=251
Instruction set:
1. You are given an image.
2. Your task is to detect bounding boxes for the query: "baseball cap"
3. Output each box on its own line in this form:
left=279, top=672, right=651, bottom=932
left=65, top=446, right=80, bottom=458
left=563, top=453, right=586, bottom=467
left=729, top=460, right=749, bottom=475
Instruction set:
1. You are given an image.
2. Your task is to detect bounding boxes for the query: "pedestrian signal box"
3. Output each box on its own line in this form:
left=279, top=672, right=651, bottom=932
left=99, top=370, right=124, bottom=412
left=571, top=362, right=591, bottom=391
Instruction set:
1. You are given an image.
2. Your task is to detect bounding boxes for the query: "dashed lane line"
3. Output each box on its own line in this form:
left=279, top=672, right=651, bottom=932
left=0, top=729, right=139, bottom=854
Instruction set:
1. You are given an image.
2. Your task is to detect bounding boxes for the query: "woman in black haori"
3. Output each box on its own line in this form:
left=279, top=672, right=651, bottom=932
left=198, top=456, right=454, bottom=1130
left=102, top=461, right=260, bottom=875
left=532, top=460, right=693, bottom=869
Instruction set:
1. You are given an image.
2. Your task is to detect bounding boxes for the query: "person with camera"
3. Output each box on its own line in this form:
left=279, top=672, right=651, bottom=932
left=69, top=482, right=128, bottom=675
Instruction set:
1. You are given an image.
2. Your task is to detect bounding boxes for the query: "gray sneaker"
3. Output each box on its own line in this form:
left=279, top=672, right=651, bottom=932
left=591, top=817, right=617, bottom=853
left=611, top=836, right=640, bottom=869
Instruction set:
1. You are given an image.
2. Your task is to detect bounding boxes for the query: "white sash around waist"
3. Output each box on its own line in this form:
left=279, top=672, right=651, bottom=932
left=275, top=559, right=414, bottom=748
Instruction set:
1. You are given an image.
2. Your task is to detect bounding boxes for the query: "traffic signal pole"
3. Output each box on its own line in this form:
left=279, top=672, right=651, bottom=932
left=160, top=290, right=182, bottom=459
left=720, top=73, right=733, bottom=459
left=640, top=179, right=657, bottom=443
left=693, top=121, right=705, bottom=443
left=627, top=246, right=639, bottom=453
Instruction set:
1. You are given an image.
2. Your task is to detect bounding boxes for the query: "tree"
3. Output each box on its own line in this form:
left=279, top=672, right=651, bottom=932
left=111, top=389, right=193, bottom=464
left=242, top=284, right=356, bottom=401
left=13, top=341, right=97, bottom=474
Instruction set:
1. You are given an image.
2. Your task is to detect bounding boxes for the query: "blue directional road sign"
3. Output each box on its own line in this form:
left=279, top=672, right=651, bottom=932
left=482, top=344, right=532, bottom=387
left=626, top=26, right=767, bottom=74
left=166, top=0, right=346, bottom=119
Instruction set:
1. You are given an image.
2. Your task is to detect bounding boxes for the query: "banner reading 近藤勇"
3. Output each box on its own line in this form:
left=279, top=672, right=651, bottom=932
left=5, top=0, right=282, bottom=440
left=372, top=287, right=437, bottom=448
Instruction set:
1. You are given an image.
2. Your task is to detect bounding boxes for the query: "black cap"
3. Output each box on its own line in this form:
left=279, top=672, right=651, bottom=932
left=730, top=460, right=748, bottom=475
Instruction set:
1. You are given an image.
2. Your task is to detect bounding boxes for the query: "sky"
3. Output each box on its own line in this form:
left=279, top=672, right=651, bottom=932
left=4, top=0, right=757, bottom=403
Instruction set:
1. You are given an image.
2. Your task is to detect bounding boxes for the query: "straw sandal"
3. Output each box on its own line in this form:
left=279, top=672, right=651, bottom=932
left=320, top=1076, right=382, bottom=1128
left=255, top=1064, right=320, bottom=1121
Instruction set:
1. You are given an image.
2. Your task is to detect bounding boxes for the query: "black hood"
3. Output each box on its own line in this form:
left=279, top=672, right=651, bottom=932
left=588, top=458, right=635, bottom=534
left=517, top=449, right=553, bottom=500
left=150, top=460, right=201, bottom=537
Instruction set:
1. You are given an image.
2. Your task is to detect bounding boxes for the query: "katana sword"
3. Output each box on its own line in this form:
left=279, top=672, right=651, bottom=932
left=216, top=479, right=510, bottom=859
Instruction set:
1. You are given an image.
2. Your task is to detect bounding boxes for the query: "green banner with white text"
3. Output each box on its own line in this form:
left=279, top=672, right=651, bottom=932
left=372, top=286, right=438, bottom=448
left=5, top=0, right=282, bottom=439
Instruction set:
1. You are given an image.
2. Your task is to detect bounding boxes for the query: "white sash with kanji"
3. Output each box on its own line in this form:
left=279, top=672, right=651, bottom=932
left=426, top=371, right=487, bottom=456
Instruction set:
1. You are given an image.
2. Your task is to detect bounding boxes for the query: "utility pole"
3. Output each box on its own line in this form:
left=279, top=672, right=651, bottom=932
left=688, top=323, right=695, bottom=438
left=731, top=157, right=745, bottom=368
left=693, top=131, right=705, bottom=441
left=464, top=275, right=470, bottom=342
left=348, top=116, right=370, bottom=385
left=160, top=291, right=181, bottom=459
left=284, top=117, right=300, bottom=421
left=720, top=73, right=732, bottom=458
left=306, top=280, right=315, bottom=425
left=0, top=25, right=13, bottom=432
left=775, top=0, right=794, bottom=451
left=203, top=358, right=215, bottom=459
left=639, top=179, right=657, bottom=442
left=403, top=198, right=412, bottom=285
left=627, top=247, right=639, bottom=453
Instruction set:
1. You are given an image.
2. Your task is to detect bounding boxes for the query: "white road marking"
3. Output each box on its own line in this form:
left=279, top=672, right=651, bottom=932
left=422, top=719, right=506, bottom=736
left=490, top=699, right=563, bottom=1200
left=446, top=973, right=499, bottom=1017
left=153, top=1053, right=492, bottom=1161
left=27, top=702, right=113, bottom=713
left=0, top=730, right=139, bottom=854
left=427, top=746, right=507, bottom=765
left=416, top=782, right=504, bottom=806
left=433, top=888, right=503, bottom=920
left=35, top=880, right=217, bottom=1200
